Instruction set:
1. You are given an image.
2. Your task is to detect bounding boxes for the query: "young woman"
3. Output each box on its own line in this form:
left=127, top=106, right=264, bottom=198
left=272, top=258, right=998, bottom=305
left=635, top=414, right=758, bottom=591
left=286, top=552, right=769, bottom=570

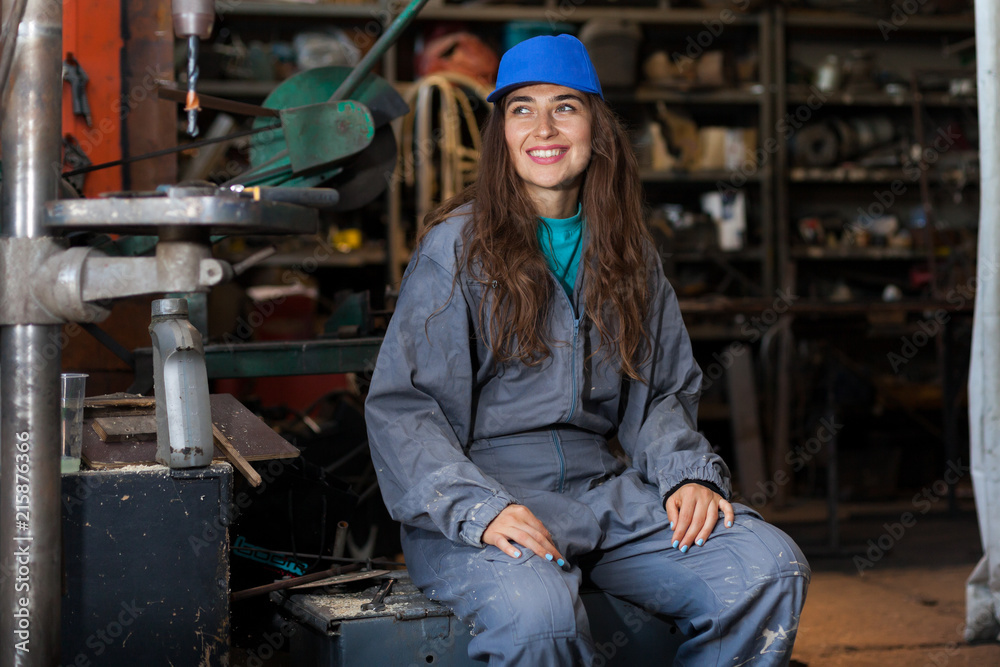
left=366, top=34, right=809, bottom=666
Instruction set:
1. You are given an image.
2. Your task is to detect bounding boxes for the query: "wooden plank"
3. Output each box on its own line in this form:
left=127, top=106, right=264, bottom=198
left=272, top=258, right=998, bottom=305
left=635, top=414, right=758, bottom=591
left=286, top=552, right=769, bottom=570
left=85, top=396, right=156, bottom=409
left=92, top=415, right=157, bottom=442
left=213, top=423, right=263, bottom=487
left=82, top=393, right=300, bottom=469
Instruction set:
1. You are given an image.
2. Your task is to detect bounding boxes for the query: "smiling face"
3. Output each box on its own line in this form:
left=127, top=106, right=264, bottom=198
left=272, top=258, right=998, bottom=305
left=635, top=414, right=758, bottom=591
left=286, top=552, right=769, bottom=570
left=503, top=83, right=593, bottom=218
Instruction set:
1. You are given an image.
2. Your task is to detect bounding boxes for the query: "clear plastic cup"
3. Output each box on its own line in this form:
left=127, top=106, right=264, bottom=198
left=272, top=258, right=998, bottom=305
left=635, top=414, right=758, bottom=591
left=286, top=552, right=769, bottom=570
left=61, top=373, right=88, bottom=474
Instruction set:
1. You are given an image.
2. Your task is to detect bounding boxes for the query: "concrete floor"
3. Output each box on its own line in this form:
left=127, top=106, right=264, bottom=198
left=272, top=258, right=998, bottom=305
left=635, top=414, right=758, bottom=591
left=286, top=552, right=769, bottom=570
left=767, top=499, right=1000, bottom=667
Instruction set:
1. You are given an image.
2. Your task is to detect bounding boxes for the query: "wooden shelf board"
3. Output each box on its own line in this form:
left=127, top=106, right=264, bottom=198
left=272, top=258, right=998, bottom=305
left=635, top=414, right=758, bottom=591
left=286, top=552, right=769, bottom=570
left=628, top=85, right=765, bottom=105
left=417, top=4, right=761, bottom=25
left=785, top=10, right=974, bottom=32
left=218, top=1, right=764, bottom=24
left=678, top=297, right=973, bottom=316
left=787, top=87, right=976, bottom=109
left=641, top=168, right=762, bottom=183
left=789, top=167, right=979, bottom=186
left=791, top=246, right=926, bottom=261
left=216, top=1, right=382, bottom=19
left=667, top=249, right=764, bottom=262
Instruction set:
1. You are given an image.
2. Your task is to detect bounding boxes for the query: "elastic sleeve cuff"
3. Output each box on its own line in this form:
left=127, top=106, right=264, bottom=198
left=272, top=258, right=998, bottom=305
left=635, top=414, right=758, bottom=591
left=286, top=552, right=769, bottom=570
left=658, top=465, right=731, bottom=503
left=663, top=479, right=725, bottom=502
left=457, top=491, right=516, bottom=548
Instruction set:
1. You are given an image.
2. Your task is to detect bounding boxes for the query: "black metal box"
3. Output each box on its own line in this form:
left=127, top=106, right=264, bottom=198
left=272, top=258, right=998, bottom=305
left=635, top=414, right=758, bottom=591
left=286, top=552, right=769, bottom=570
left=61, top=464, right=232, bottom=666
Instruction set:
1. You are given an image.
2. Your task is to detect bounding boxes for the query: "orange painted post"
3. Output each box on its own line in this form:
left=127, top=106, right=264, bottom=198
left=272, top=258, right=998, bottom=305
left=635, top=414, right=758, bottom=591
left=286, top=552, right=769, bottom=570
left=62, top=0, right=123, bottom=197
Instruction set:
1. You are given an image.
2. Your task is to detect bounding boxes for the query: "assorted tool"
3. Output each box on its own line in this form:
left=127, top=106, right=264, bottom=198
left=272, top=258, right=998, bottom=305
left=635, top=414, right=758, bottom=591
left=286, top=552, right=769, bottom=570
left=361, top=578, right=395, bottom=612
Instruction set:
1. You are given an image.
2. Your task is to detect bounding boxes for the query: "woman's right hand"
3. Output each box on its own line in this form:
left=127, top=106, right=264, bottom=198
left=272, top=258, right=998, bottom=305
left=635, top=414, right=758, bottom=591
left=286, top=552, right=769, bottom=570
left=482, top=504, right=566, bottom=565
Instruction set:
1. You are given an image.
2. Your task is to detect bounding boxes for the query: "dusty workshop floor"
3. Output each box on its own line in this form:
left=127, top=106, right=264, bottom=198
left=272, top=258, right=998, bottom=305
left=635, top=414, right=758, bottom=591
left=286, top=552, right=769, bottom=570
left=767, top=498, right=1000, bottom=667
left=232, top=498, right=1000, bottom=666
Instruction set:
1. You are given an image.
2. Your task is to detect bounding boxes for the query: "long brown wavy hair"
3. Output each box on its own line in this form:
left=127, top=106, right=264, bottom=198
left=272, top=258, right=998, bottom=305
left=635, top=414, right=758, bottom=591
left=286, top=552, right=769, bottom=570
left=419, top=92, right=652, bottom=380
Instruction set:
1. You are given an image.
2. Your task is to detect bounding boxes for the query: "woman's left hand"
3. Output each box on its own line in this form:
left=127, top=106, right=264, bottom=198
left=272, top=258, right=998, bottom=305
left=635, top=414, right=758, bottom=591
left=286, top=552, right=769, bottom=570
left=664, top=483, right=735, bottom=552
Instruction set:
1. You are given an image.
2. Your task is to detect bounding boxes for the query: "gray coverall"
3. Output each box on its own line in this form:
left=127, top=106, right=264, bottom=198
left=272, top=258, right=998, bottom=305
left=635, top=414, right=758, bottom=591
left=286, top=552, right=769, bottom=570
left=365, top=207, right=810, bottom=665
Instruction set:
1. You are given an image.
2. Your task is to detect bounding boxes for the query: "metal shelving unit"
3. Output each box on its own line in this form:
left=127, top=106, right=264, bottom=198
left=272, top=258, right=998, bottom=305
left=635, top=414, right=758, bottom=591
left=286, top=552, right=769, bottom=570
left=770, top=5, right=977, bottom=525
left=773, top=5, right=977, bottom=300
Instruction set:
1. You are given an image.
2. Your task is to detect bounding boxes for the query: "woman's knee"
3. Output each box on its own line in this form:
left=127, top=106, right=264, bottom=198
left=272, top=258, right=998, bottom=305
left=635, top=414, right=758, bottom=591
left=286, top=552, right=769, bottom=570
left=733, top=512, right=811, bottom=584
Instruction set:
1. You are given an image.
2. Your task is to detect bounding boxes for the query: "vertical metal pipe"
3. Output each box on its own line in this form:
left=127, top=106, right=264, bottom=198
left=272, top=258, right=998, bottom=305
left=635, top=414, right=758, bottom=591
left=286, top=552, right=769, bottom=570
left=1, top=0, right=64, bottom=665
left=966, top=0, right=1000, bottom=642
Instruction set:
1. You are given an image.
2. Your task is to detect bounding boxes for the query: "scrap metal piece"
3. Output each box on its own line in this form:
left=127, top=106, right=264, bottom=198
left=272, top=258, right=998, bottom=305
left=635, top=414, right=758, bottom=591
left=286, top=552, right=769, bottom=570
left=248, top=66, right=408, bottom=183
left=280, top=100, right=375, bottom=174
left=290, top=569, right=390, bottom=591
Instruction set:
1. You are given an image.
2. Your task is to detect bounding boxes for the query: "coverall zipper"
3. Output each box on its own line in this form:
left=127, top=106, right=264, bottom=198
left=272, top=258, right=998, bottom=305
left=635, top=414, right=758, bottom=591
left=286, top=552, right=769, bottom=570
left=556, top=279, right=580, bottom=494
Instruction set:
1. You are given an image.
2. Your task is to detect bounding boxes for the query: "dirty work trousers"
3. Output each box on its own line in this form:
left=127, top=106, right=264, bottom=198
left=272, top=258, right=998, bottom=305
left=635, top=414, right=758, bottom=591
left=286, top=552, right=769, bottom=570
left=402, top=429, right=811, bottom=666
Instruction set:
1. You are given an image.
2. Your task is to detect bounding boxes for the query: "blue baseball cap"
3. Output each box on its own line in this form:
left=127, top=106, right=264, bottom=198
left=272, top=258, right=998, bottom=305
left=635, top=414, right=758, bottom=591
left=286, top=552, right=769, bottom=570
left=487, top=34, right=604, bottom=104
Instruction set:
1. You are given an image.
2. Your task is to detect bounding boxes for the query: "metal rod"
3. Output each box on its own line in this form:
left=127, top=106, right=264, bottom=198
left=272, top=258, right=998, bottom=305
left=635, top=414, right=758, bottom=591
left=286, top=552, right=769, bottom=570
left=63, top=121, right=281, bottom=178
left=332, top=521, right=349, bottom=560
left=328, top=0, right=431, bottom=103
left=230, top=563, right=363, bottom=602
left=1, top=0, right=63, bottom=664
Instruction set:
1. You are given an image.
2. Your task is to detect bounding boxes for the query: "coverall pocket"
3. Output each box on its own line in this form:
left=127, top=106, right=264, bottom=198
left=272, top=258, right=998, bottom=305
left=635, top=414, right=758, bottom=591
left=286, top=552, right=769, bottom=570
left=482, top=547, right=581, bottom=644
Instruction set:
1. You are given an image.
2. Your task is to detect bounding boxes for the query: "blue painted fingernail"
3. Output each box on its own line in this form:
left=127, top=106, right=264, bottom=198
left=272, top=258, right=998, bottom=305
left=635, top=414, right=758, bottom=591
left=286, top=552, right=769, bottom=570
left=513, top=550, right=521, bottom=558
left=545, top=553, right=553, bottom=561
left=726, top=520, right=733, bottom=528
left=672, top=540, right=679, bottom=549
left=680, top=545, right=689, bottom=553
left=669, top=521, right=674, bottom=529
left=557, top=559, right=565, bottom=567
left=696, top=538, right=704, bottom=547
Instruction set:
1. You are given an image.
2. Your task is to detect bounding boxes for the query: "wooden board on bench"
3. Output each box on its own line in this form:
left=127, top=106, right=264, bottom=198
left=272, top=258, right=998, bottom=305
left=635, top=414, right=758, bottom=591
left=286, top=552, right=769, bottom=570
left=82, top=393, right=299, bottom=470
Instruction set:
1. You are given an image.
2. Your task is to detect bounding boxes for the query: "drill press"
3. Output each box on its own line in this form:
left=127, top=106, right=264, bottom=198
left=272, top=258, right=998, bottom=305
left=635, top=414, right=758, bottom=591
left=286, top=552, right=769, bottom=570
left=172, top=0, right=215, bottom=136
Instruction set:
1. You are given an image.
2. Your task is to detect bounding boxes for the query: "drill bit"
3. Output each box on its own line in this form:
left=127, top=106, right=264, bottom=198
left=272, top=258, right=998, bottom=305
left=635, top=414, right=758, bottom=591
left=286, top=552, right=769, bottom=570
left=185, top=35, right=201, bottom=137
